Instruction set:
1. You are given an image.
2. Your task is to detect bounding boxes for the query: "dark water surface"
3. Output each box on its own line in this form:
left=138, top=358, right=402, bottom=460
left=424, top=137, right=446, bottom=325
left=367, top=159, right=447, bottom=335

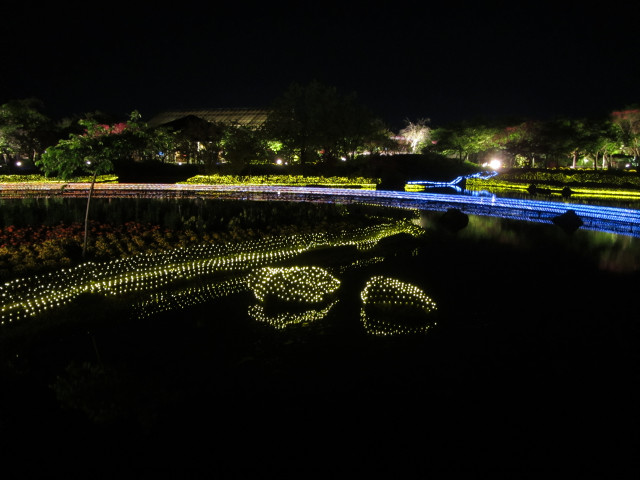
left=1, top=196, right=639, bottom=475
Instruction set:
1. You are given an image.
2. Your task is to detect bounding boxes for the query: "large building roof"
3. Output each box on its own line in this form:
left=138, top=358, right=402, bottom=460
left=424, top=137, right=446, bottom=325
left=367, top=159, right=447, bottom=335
left=148, top=108, right=269, bottom=128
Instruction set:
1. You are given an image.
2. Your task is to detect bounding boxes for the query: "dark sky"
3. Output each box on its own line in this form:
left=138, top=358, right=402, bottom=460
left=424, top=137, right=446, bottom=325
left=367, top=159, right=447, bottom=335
left=2, top=2, right=638, bottom=130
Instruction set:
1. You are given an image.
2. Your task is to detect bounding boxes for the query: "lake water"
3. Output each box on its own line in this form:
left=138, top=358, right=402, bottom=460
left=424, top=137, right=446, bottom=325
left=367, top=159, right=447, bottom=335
left=1, top=193, right=639, bottom=474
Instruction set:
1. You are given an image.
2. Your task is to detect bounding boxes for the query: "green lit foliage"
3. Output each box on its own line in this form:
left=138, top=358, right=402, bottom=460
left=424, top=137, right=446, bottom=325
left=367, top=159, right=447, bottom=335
left=466, top=169, right=640, bottom=198
left=611, top=108, right=640, bottom=162
left=360, top=276, right=437, bottom=336
left=431, top=122, right=500, bottom=163
left=180, top=174, right=380, bottom=189
left=36, top=112, right=148, bottom=179
left=0, top=174, right=117, bottom=183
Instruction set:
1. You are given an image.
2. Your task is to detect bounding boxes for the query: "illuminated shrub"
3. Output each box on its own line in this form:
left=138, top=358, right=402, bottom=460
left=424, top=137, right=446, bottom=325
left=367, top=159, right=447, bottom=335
left=180, top=174, right=380, bottom=189
left=248, top=266, right=340, bottom=305
left=360, top=276, right=437, bottom=336
left=466, top=170, right=640, bottom=199
left=0, top=174, right=117, bottom=183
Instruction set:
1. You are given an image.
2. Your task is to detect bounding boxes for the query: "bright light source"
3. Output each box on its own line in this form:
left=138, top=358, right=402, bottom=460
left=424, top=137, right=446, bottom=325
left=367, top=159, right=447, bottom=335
left=15, top=161, right=22, bottom=167
left=340, top=157, right=347, bottom=161
left=85, top=160, right=91, bottom=165
left=275, top=158, right=283, bottom=165
left=488, top=159, right=501, bottom=170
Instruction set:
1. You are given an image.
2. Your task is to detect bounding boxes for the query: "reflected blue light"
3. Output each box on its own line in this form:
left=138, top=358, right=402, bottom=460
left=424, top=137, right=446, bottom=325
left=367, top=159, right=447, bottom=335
left=2, top=180, right=640, bottom=238
left=172, top=184, right=640, bottom=238
left=406, top=170, right=498, bottom=187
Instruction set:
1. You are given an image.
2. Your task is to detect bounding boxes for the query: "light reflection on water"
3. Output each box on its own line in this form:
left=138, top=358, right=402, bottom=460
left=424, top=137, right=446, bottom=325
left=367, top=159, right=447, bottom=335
left=417, top=211, right=640, bottom=274
left=1, top=194, right=639, bottom=337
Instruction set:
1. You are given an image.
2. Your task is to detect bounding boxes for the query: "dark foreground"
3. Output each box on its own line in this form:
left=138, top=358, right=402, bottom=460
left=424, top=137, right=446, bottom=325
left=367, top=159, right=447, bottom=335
left=1, top=222, right=639, bottom=476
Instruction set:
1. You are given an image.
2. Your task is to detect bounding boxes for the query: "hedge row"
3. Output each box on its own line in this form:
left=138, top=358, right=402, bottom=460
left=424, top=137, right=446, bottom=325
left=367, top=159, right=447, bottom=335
left=179, top=174, right=380, bottom=188
left=0, top=175, right=118, bottom=183
left=476, top=169, right=640, bottom=188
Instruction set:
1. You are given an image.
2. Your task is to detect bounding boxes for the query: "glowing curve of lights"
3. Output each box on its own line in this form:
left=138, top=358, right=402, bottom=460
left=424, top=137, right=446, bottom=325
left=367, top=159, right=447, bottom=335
left=360, top=276, right=438, bottom=336
left=406, top=170, right=498, bottom=187
left=248, top=300, right=339, bottom=329
left=0, top=219, right=421, bottom=325
left=2, top=178, right=640, bottom=237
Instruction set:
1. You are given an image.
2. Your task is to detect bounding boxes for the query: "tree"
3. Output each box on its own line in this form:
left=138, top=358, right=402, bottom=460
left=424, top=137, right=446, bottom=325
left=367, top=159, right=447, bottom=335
left=399, top=118, right=431, bottom=153
left=431, top=122, right=499, bottom=163
left=611, top=108, right=640, bottom=165
left=580, top=118, right=619, bottom=170
left=541, top=117, right=592, bottom=168
left=160, top=115, right=226, bottom=172
left=264, top=81, right=385, bottom=169
left=221, top=124, right=267, bottom=174
left=0, top=98, right=54, bottom=168
left=493, top=121, right=544, bottom=167
left=36, top=111, right=149, bottom=256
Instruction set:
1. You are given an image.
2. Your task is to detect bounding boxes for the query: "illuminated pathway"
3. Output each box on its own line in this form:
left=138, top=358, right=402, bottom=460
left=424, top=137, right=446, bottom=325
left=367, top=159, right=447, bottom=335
left=2, top=181, right=640, bottom=237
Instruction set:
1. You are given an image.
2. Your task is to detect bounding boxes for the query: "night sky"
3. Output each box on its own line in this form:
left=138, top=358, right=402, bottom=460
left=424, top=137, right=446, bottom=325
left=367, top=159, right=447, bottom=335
left=3, top=2, right=638, bottom=130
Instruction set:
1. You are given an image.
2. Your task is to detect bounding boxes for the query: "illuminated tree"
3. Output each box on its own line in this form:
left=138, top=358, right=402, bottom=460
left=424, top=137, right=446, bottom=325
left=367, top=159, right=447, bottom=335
left=431, top=122, right=499, bottom=163
left=399, top=118, right=431, bottom=153
left=492, top=121, right=545, bottom=167
left=611, top=108, right=640, bottom=165
left=580, top=118, right=619, bottom=170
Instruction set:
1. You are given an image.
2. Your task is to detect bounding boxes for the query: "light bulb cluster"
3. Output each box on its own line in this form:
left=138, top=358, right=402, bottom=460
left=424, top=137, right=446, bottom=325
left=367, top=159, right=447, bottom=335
left=248, top=266, right=340, bottom=304
left=134, top=277, right=249, bottom=320
left=360, top=276, right=437, bottom=336
left=248, top=300, right=338, bottom=329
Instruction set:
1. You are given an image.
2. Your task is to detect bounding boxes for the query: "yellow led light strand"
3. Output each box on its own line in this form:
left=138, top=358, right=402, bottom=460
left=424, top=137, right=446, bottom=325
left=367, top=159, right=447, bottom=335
left=1, top=219, right=421, bottom=324
left=360, top=276, right=437, bottom=336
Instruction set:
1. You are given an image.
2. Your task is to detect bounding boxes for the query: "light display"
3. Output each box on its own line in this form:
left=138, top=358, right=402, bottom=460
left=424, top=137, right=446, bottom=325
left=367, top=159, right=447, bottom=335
left=179, top=174, right=380, bottom=190
left=360, top=276, right=437, bottom=336
left=247, top=266, right=340, bottom=329
left=0, top=219, right=422, bottom=325
left=134, top=277, right=249, bottom=320
left=406, top=171, right=498, bottom=189
left=3, top=178, right=639, bottom=331
left=248, top=266, right=340, bottom=304
left=248, top=300, right=338, bottom=329
left=2, top=181, right=639, bottom=238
